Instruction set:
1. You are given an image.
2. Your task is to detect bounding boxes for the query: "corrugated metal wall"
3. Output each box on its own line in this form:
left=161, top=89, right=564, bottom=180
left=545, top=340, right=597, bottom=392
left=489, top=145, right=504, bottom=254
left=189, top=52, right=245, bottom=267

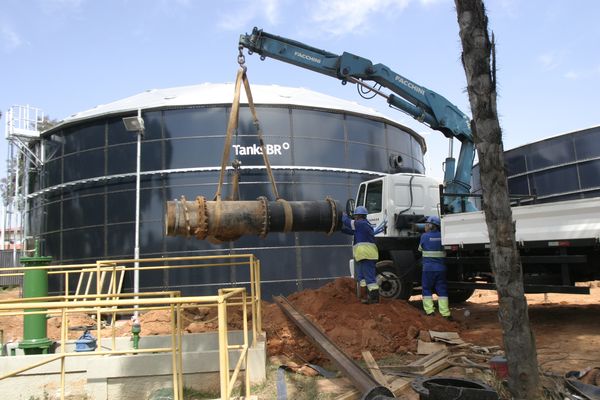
left=0, top=250, right=23, bottom=287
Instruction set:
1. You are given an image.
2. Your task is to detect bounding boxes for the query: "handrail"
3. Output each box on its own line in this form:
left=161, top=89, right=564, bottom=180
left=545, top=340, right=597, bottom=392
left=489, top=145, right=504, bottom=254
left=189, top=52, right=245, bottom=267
left=0, top=253, right=261, bottom=400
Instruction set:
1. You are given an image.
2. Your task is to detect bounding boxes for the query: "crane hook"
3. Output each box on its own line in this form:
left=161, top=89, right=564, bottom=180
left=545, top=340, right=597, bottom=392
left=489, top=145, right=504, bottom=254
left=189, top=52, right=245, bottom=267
left=237, top=45, right=246, bottom=68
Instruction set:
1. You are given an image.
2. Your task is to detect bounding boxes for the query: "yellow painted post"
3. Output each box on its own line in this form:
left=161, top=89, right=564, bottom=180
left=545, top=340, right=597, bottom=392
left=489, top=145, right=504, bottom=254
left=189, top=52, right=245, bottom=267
left=177, top=304, right=183, bottom=400
left=60, top=308, right=66, bottom=400
left=170, top=303, right=179, bottom=400
left=95, top=263, right=101, bottom=351
left=74, top=271, right=83, bottom=299
left=111, top=265, right=116, bottom=351
left=84, top=270, right=93, bottom=296
left=243, top=289, right=250, bottom=398
left=65, top=271, right=69, bottom=297
left=218, top=289, right=230, bottom=400
left=249, top=257, right=257, bottom=347
left=256, top=260, right=262, bottom=333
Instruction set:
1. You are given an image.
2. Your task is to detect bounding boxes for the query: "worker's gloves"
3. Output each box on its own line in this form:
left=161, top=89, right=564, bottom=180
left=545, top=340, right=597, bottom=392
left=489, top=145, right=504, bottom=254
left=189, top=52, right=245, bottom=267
left=373, top=217, right=387, bottom=235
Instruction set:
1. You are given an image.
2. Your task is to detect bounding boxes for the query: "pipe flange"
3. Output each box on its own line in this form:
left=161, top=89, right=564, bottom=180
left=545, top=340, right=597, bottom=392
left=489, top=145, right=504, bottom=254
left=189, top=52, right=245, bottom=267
left=170, top=200, right=181, bottom=236
left=325, top=196, right=337, bottom=236
left=180, top=195, right=191, bottom=237
left=194, top=196, right=209, bottom=240
left=257, top=196, right=270, bottom=238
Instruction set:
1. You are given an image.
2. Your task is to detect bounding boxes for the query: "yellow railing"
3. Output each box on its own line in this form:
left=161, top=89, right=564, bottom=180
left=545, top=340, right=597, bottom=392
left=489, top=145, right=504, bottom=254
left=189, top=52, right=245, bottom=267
left=0, top=254, right=262, bottom=400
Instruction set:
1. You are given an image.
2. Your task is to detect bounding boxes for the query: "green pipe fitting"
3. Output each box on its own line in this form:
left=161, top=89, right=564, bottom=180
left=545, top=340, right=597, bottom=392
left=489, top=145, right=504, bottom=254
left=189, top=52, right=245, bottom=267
left=131, top=321, right=141, bottom=350
left=18, top=241, right=54, bottom=355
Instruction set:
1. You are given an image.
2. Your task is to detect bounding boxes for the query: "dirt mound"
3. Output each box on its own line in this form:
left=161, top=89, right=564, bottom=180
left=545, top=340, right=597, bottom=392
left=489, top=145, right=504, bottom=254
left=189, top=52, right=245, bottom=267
left=132, top=306, right=246, bottom=336
left=262, top=277, right=457, bottom=362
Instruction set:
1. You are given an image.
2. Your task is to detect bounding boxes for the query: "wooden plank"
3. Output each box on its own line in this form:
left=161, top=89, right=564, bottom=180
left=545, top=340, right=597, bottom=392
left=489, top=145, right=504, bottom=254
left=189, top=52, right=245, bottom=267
left=411, top=348, right=449, bottom=368
left=334, top=390, right=360, bottom=400
left=429, top=330, right=465, bottom=345
left=387, top=358, right=450, bottom=397
left=361, top=351, right=389, bottom=386
left=389, top=377, right=412, bottom=394
left=422, top=358, right=451, bottom=375
left=417, top=340, right=447, bottom=355
left=316, top=378, right=354, bottom=393
left=335, top=351, right=451, bottom=400
left=394, top=348, right=448, bottom=372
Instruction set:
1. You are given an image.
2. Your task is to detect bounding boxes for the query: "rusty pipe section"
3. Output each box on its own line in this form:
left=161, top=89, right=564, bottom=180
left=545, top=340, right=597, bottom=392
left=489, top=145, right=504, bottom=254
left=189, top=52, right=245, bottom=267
left=165, top=196, right=341, bottom=242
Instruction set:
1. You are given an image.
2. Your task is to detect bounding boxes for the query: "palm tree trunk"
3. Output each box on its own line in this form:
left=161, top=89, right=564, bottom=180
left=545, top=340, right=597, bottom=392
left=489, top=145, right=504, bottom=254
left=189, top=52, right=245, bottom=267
left=454, top=1, right=541, bottom=398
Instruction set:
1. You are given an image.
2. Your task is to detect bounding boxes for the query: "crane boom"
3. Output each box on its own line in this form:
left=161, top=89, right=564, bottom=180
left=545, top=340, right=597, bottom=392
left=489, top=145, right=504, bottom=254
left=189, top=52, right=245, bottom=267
left=239, top=27, right=476, bottom=212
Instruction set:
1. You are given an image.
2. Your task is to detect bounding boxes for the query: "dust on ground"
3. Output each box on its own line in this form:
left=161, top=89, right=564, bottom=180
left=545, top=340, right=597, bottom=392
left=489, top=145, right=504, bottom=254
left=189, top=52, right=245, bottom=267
left=458, top=282, right=600, bottom=373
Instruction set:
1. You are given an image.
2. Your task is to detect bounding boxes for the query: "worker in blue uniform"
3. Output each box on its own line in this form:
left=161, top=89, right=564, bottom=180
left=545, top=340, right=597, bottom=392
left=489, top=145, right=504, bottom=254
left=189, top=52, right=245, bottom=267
left=342, top=206, right=380, bottom=304
left=419, top=216, right=451, bottom=319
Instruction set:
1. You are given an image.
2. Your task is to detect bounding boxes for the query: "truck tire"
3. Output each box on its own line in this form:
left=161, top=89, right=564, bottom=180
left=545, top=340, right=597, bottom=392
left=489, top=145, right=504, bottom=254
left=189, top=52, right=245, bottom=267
left=376, top=260, right=413, bottom=300
left=448, top=288, right=475, bottom=304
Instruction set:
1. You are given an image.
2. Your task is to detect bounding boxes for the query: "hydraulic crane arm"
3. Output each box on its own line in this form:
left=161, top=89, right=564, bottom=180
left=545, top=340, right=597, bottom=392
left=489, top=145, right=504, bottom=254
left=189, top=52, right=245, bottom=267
left=239, top=27, right=476, bottom=211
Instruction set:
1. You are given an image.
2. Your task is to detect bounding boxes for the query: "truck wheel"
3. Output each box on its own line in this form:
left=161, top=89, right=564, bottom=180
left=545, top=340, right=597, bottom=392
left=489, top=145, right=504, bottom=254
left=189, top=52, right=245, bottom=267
left=448, top=288, right=475, bottom=304
left=376, top=261, right=413, bottom=300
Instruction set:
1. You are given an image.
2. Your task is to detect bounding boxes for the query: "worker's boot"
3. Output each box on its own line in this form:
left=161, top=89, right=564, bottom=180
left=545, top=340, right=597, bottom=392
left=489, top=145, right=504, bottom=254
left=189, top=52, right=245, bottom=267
left=438, top=296, right=452, bottom=319
left=364, top=289, right=380, bottom=304
left=358, top=285, right=368, bottom=302
left=423, top=296, right=435, bottom=316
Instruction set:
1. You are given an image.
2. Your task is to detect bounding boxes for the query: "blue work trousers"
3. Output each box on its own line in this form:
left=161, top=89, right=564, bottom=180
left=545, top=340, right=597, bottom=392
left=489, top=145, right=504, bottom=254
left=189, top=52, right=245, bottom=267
left=356, top=259, right=377, bottom=287
left=421, top=270, right=448, bottom=297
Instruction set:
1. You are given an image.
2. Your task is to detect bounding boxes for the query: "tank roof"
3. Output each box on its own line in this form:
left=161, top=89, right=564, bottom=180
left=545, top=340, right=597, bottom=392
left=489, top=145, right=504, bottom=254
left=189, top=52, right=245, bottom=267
left=63, top=83, right=391, bottom=121
left=47, top=82, right=425, bottom=151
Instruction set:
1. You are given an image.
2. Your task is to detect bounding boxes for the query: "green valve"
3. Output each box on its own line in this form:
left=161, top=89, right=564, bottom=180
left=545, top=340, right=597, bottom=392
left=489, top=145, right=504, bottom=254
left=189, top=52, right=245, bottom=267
left=131, top=318, right=141, bottom=350
left=19, top=241, right=54, bottom=355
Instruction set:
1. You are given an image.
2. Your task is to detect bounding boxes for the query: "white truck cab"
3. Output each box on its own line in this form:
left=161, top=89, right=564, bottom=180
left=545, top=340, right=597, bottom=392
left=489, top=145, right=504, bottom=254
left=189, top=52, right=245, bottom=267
left=355, top=173, right=441, bottom=238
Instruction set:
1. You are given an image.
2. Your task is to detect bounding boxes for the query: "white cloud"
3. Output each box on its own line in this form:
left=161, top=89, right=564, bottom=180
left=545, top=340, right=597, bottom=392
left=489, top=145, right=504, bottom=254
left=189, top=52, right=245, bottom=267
left=563, top=65, right=600, bottom=81
left=217, top=0, right=283, bottom=31
left=263, top=0, right=281, bottom=23
left=538, top=51, right=562, bottom=71
left=1, top=25, right=24, bottom=52
left=306, top=0, right=446, bottom=36
left=309, top=0, right=411, bottom=36
left=564, top=70, right=579, bottom=80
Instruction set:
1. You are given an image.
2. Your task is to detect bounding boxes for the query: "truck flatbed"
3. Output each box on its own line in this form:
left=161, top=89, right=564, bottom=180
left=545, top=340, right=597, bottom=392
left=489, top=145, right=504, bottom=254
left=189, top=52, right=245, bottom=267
left=442, top=197, right=600, bottom=248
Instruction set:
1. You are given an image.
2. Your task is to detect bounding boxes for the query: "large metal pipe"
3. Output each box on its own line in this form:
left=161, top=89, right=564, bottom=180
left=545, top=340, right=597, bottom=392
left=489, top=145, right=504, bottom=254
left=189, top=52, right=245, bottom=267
left=165, top=196, right=341, bottom=242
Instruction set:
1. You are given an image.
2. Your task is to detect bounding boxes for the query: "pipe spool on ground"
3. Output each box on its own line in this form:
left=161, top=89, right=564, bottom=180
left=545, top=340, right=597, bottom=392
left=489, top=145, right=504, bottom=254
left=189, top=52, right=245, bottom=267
left=165, top=196, right=342, bottom=243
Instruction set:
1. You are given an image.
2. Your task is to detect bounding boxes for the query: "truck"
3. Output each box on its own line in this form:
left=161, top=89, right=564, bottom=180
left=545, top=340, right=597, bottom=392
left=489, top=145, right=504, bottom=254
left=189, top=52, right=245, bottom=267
left=356, top=174, right=600, bottom=302
left=239, top=27, right=600, bottom=302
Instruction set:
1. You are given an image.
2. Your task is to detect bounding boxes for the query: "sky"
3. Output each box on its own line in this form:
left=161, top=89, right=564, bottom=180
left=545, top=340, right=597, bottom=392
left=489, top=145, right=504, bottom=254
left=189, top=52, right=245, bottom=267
left=1, top=0, right=599, bottom=182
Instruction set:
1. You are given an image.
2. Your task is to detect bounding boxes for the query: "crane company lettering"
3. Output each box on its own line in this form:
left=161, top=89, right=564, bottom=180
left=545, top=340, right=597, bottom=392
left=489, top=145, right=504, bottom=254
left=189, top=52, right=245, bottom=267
left=294, top=51, right=322, bottom=64
left=394, top=76, right=426, bottom=96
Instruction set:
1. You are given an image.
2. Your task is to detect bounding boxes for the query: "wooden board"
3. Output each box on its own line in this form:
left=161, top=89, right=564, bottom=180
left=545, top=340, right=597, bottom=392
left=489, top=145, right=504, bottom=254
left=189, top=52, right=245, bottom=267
left=395, top=348, right=449, bottom=372
left=429, top=330, right=465, bottom=345
left=417, top=339, right=447, bottom=355
left=362, top=350, right=389, bottom=386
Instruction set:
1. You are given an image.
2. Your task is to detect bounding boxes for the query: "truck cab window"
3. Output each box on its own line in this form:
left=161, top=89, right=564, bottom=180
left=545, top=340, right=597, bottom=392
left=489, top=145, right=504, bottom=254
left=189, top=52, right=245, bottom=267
left=366, top=180, right=383, bottom=213
left=357, top=184, right=366, bottom=207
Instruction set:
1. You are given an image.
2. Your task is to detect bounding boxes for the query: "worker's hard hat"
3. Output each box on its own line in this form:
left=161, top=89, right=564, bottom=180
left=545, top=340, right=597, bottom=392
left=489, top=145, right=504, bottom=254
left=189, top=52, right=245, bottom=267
left=354, top=206, right=369, bottom=216
left=426, top=216, right=441, bottom=226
